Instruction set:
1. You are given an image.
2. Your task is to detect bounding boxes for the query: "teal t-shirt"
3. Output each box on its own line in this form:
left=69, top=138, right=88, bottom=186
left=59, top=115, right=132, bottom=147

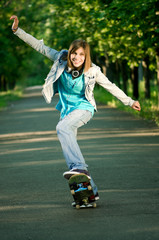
left=56, top=70, right=94, bottom=119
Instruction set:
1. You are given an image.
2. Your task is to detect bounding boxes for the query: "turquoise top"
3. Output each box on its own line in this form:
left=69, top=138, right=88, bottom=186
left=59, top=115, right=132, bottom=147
left=56, top=70, right=94, bottom=119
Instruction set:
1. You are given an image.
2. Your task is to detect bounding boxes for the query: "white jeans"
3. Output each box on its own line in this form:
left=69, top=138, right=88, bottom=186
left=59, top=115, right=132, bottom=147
left=56, top=109, right=98, bottom=194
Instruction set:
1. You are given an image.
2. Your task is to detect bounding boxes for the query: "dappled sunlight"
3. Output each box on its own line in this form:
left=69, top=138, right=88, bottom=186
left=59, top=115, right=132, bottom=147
left=95, top=105, right=111, bottom=109
left=85, top=157, right=159, bottom=168
left=13, top=107, right=56, bottom=114
left=0, top=128, right=159, bottom=146
left=99, top=188, right=159, bottom=193
left=79, top=128, right=159, bottom=136
left=81, top=143, right=159, bottom=149
left=1, top=158, right=65, bottom=168
left=0, top=130, right=58, bottom=145
left=0, top=203, right=64, bottom=212
left=0, top=147, right=56, bottom=155
left=127, top=227, right=159, bottom=233
left=77, top=128, right=159, bottom=141
left=94, top=116, right=138, bottom=121
left=0, top=131, right=56, bottom=138
left=1, top=136, right=57, bottom=145
left=22, top=92, right=42, bottom=98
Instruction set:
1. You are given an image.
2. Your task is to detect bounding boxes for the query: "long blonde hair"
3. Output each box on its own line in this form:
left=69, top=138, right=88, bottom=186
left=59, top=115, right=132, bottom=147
left=67, top=39, right=92, bottom=72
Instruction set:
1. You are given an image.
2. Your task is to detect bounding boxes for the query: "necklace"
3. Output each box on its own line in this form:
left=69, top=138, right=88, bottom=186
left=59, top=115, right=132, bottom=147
left=66, top=66, right=84, bottom=79
left=66, top=75, right=77, bottom=114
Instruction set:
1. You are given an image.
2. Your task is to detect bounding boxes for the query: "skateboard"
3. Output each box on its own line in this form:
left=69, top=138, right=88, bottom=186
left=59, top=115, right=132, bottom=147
left=68, top=173, right=97, bottom=209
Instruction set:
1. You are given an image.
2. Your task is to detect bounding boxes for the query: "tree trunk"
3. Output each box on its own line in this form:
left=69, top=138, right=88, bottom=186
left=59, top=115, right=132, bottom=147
left=115, top=60, right=121, bottom=88
left=96, top=54, right=109, bottom=77
left=156, top=51, right=159, bottom=109
left=131, top=66, right=139, bottom=99
left=121, top=60, right=128, bottom=95
left=143, top=56, right=150, bottom=99
left=0, top=75, right=7, bottom=91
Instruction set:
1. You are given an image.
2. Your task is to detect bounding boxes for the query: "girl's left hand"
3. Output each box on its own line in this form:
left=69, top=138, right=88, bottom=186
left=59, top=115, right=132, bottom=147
left=132, top=101, right=141, bottom=111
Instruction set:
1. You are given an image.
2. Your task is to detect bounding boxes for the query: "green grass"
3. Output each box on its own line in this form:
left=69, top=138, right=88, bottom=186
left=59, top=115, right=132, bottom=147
left=0, top=86, right=23, bottom=110
left=94, top=80, right=159, bottom=126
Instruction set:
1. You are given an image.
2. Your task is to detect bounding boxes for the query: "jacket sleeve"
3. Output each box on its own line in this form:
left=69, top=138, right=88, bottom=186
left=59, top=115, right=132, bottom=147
left=14, top=28, right=59, bottom=61
left=95, top=67, right=135, bottom=107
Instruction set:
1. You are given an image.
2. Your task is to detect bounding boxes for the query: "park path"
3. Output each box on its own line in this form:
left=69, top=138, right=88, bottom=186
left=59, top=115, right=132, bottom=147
left=0, top=86, right=159, bottom=240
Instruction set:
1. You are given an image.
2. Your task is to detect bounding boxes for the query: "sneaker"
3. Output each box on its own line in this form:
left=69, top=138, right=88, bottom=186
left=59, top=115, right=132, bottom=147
left=94, top=192, right=99, bottom=201
left=72, top=201, right=76, bottom=207
left=63, top=169, right=91, bottom=180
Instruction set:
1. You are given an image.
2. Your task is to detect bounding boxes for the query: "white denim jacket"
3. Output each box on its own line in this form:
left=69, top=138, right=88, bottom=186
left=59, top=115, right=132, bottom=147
left=14, top=28, right=135, bottom=111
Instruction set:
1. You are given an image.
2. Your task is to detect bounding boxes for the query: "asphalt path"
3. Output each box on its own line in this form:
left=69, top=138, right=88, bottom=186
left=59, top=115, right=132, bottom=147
left=0, top=86, right=159, bottom=240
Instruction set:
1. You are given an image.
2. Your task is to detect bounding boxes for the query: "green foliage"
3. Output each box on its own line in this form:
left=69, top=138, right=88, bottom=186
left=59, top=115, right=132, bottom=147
left=0, top=0, right=51, bottom=90
left=1, top=0, right=158, bottom=85
left=0, top=86, right=23, bottom=109
left=94, top=81, right=159, bottom=126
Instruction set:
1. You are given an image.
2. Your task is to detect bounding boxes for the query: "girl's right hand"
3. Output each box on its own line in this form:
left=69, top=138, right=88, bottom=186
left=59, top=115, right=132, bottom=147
left=10, top=15, right=19, bottom=32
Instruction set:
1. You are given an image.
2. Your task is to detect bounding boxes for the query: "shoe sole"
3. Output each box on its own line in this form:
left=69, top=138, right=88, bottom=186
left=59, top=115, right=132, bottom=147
left=63, top=171, right=91, bottom=180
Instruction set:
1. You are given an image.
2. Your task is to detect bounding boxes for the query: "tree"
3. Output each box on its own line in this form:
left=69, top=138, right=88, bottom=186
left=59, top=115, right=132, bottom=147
left=1, top=0, right=159, bottom=109
left=0, top=0, right=52, bottom=91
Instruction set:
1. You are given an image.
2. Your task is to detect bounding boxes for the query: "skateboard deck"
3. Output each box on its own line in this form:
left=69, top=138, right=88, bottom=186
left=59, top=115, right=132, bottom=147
left=68, top=173, right=97, bottom=209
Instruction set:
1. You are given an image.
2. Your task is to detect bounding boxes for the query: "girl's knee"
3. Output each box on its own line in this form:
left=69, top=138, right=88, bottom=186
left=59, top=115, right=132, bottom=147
left=56, top=123, right=63, bottom=135
left=56, top=122, right=74, bottom=136
left=56, top=122, right=69, bottom=135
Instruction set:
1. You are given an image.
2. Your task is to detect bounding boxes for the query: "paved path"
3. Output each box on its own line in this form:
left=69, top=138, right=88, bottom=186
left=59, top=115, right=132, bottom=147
left=0, top=86, right=159, bottom=240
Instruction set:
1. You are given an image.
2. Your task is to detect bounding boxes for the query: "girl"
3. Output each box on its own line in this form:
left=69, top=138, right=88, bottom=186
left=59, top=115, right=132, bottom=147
left=10, top=15, right=141, bottom=200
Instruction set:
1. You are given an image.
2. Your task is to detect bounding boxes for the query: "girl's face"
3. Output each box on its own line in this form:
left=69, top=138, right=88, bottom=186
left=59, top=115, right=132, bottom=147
left=70, top=47, right=85, bottom=69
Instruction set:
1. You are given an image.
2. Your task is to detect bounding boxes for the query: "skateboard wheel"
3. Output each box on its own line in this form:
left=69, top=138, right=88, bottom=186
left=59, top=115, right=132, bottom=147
left=93, top=202, right=97, bottom=208
left=87, top=185, right=92, bottom=191
left=76, top=204, right=80, bottom=209
left=71, top=190, right=75, bottom=195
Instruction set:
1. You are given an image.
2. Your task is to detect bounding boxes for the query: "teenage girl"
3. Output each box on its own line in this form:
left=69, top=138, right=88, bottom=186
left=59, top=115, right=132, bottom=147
left=10, top=15, right=141, bottom=200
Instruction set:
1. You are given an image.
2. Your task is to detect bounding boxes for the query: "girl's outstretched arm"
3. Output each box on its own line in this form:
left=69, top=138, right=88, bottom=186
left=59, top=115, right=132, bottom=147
left=10, top=15, right=59, bottom=61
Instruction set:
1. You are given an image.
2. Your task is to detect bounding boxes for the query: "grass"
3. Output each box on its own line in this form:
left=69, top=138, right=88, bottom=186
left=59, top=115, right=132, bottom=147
left=94, top=80, right=159, bottom=126
left=0, top=86, right=23, bottom=110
